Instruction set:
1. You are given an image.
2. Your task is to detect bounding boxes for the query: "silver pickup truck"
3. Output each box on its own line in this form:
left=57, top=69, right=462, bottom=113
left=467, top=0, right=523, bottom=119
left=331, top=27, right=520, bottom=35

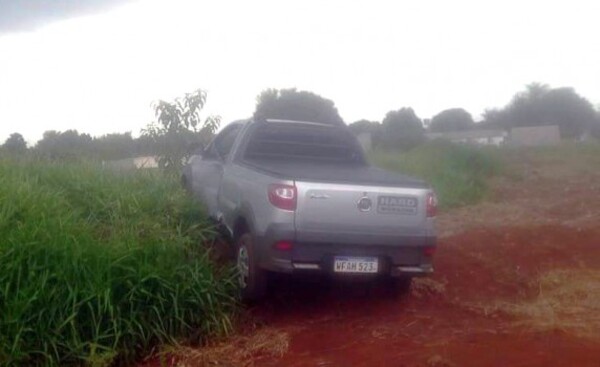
left=183, top=118, right=437, bottom=300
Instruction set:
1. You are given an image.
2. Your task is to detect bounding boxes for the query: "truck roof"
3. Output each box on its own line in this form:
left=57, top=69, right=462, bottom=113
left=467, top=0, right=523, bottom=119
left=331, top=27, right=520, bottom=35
left=264, top=118, right=336, bottom=127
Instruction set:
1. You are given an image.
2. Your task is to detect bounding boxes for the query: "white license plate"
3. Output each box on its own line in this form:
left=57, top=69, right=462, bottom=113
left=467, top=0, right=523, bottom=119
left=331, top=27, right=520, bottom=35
left=333, top=256, right=379, bottom=273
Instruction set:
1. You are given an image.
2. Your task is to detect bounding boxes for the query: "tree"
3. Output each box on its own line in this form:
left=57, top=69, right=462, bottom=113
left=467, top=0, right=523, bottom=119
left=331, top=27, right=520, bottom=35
left=348, top=119, right=379, bottom=134
left=430, top=108, right=474, bottom=132
left=92, top=133, right=135, bottom=161
left=254, top=88, right=344, bottom=126
left=34, top=130, right=94, bottom=160
left=348, top=120, right=383, bottom=148
left=592, top=107, right=600, bottom=139
left=142, top=88, right=220, bottom=173
left=381, top=108, right=425, bottom=150
left=2, top=133, right=27, bottom=154
left=483, top=83, right=597, bottom=138
left=481, top=108, right=509, bottom=129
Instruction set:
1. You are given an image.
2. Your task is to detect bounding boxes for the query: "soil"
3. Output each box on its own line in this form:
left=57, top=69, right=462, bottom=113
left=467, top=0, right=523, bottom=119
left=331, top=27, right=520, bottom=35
left=143, top=150, right=600, bottom=367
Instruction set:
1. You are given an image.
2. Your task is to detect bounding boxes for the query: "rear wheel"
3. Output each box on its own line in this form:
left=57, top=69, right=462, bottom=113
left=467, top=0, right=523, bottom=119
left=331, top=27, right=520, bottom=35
left=385, top=276, right=413, bottom=296
left=181, top=175, right=191, bottom=192
left=236, top=233, right=267, bottom=302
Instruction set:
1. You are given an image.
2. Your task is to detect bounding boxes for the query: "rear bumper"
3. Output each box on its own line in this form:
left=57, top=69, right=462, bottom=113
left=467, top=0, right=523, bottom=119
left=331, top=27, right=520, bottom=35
left=255, top=224, right=436, bottom=277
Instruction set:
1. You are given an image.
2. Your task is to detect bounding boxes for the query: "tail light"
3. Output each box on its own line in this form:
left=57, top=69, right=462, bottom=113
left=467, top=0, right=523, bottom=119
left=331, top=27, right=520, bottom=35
left=426, top=191, right=438, bottom=218
left=423, top=247, right=436, bottom=257
left=273, top=240, right=294, bottom=251
left=268, top=184, right=297, bottom=211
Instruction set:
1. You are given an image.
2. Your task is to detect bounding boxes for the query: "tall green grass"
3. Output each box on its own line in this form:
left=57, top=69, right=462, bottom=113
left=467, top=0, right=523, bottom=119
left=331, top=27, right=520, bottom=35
left=0, top=159, right=237, bottom=366
left=370, top=141, right=502, bottom=208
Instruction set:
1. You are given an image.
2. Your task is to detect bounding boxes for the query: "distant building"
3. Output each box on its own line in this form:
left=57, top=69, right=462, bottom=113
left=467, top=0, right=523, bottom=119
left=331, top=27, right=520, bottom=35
left=509, top=125, right=561, bottom=146
left=132, top=156, right=159, bottom=168
left=104, top=156, right=159, bottom=170
left=425, top=129, right=508, bottom=146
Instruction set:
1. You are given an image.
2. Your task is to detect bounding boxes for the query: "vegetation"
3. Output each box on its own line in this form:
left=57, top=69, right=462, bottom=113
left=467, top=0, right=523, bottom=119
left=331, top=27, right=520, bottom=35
left=142, top=89, right=221, bottom=173
left=14, top=130, right=157, bottom=162
left=380, top=108, right=425, bottom=151
left=482, top=83, right=598, bottom=138
left=0, top=159, right=237, bottom=366
left=370, top=141, right=502, bottom=208
left=254, top=88, right=344, bottom=126
left=1, top=133, right=27, bottom=155
left=348, top=119, right=380, bottom=136
left=430, top=108, right=474, bottom=132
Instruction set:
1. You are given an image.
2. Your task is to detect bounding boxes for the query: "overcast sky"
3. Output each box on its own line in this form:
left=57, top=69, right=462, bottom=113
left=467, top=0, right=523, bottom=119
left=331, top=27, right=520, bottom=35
left=1, top=0, right=599, bottom=144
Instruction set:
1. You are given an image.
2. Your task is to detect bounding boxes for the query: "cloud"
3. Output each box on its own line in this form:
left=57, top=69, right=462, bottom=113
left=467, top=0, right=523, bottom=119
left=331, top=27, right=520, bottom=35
left=0, top=0, right=133, bottom=33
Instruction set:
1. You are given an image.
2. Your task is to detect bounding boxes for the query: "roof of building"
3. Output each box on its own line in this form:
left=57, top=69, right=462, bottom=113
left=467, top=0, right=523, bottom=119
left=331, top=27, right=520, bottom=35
left=425, top=129, right=508, bottom=140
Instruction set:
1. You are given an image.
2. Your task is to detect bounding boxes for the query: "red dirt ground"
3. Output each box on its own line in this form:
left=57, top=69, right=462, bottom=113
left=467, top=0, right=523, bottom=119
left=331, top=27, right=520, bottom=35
left=142, top=150, right=600, bottom=367
left=246, top=225, right=600, bottom=367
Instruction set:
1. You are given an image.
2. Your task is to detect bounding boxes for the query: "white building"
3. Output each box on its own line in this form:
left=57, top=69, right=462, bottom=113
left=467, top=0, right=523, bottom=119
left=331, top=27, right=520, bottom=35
left=425, top=129, right=508, bottom=146
left=509, top=125, right=561, bottom=146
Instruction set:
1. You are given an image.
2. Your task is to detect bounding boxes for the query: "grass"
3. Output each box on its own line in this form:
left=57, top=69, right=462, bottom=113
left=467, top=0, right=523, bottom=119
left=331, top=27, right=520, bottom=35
left=500, top=141, right=600, bottom=175
left=165, top=327, right=290, bottom=366
left=0, top=159, right=238, bottom=366
left=514, top=269, right=600, bottom=338
left=370, top=141, right=503, bottom=209
left=467, top=269, right=600, bottom=339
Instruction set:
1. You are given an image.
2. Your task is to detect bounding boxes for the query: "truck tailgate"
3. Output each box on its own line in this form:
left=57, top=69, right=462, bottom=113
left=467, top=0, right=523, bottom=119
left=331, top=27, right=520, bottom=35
left=294, top=181, right=430, bottom=241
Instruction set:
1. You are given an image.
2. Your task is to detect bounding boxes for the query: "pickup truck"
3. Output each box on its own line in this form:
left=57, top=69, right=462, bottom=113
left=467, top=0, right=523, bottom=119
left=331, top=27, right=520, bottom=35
left=183, top=118, right=437, bottom=301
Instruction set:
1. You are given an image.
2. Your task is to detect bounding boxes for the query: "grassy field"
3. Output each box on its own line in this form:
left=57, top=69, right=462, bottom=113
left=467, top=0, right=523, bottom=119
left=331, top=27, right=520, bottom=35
left=0, top=141, right=511, bottom=365
left=370, top=141, right=503, bottom=209
left=0, top=159, right=237, bottom=366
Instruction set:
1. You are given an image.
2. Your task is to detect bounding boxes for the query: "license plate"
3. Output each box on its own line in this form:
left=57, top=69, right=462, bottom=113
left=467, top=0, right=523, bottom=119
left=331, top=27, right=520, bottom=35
left=333, top=256, right=379, bottom=273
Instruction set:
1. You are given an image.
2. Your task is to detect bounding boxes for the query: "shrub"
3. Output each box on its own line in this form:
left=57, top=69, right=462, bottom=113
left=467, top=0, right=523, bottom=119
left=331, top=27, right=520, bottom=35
left=370, top=141, right=502, bottom=208
left=0, top=159, right=237, bottom=366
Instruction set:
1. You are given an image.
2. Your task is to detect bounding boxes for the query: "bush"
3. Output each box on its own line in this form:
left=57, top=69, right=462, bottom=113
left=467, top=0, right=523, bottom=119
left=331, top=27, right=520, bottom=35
left=370, top=141, right=502, bottom=208
left=0, top=159, right=237, bottom=366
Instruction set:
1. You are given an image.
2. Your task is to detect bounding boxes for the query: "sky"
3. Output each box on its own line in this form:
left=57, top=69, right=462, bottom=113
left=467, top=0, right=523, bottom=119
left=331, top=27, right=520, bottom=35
left=0, top=0, right=599, bottom=145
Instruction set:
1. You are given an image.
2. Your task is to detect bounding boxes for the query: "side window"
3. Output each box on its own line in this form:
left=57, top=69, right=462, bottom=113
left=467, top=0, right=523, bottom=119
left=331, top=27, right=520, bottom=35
left=208, top=125, right=241, bottom=160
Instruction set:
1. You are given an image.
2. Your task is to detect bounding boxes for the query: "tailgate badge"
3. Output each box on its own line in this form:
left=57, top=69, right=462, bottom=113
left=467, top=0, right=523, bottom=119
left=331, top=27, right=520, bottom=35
left=357, top=194, right=372, bottom=212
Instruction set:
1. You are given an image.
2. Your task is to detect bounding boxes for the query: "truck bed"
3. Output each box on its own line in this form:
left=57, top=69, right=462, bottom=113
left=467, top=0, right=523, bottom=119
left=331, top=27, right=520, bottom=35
left=242, top=159, right=429, bottom=189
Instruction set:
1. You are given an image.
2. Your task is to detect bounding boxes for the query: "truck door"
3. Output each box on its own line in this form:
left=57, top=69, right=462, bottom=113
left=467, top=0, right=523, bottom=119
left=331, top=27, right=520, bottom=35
left=191, top=124, right=241, bottom=217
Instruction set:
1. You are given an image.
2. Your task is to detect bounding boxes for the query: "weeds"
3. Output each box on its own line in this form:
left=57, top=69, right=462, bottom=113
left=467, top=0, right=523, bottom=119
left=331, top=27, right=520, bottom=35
left=0, top=159, right=237, bottom=366
left=370, top=141, right=503, bottom=208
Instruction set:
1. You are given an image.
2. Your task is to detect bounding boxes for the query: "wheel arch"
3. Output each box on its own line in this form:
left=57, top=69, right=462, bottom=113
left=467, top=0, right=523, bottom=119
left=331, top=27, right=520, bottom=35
left=231, top=203, right=257, bottom=241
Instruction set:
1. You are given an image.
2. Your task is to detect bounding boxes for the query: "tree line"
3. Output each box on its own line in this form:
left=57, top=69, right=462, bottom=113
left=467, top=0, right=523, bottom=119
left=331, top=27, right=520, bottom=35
left=2, top=83, right=600, bottom=165
left=348, top=83, right=600, bottom=150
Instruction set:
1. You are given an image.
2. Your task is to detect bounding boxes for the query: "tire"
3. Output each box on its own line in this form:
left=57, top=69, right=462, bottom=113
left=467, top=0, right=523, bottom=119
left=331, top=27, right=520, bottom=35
left=385, top=276, right=413, bottom=297
left=181, top=175, right=191, bottom=192
left=236, top=233, right=267, bottom=302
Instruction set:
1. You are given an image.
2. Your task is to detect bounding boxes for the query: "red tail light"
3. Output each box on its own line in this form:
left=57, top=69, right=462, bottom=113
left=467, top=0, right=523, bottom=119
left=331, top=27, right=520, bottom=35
left=273, top=240, right=294, bottom=251
left=423, top=247, right=436, bottom=257
left=268, top=184, right=297, bottom=211
left=426, top=191, right=438, bottom=217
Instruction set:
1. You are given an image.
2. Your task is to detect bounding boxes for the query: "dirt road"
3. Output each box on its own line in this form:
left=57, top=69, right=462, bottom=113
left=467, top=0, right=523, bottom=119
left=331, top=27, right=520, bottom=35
left=164, top=149, right=600, bottom=366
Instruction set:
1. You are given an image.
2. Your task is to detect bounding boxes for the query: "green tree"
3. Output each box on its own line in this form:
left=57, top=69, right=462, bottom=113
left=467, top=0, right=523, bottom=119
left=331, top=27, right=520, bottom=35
left=481, top=108, right=509, bottom=129
left=348, top=119, right=380, bottom=134
left=34, top=130, right=94, bottom=160
left=92, top=133, right=135, bottom=161
left=142, top=89, right=220, bottom=173
left=430, top=108, right=474, bottom=132
left=348, top=119, right=383, bottom=147
left=381, top=108, right=425, bottom=150
left=592, top=106, right=600, bottom=139
left=483, top=83, right=596, bottom=138
left=254, top=88, right=344, bottom=125
left=2, top=133, right=27, bottom=154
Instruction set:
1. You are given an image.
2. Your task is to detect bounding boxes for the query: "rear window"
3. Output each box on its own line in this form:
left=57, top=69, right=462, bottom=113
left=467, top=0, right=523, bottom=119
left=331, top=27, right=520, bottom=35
left=243, top=123, right=366, bottom=165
